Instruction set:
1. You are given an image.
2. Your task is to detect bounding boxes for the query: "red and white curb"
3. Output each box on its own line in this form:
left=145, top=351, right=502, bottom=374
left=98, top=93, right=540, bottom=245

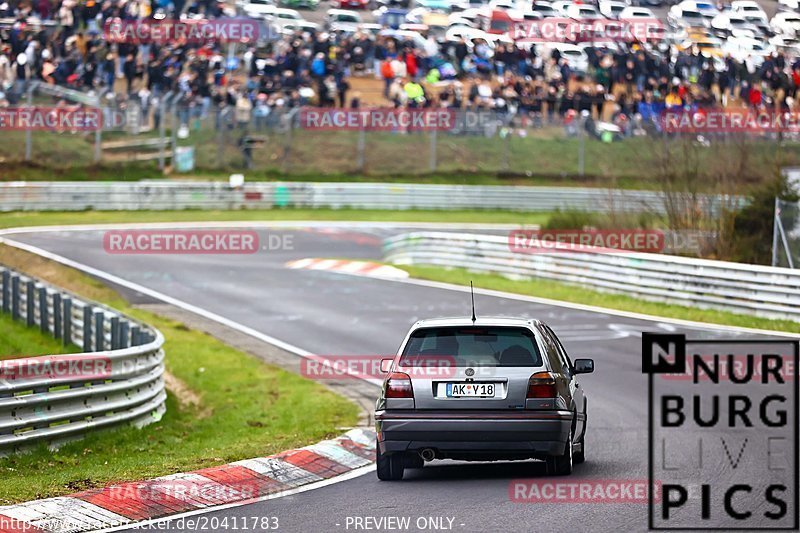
left=0, top=429, right=375, bottom=533
left=286, top=258, right=409, bottom=280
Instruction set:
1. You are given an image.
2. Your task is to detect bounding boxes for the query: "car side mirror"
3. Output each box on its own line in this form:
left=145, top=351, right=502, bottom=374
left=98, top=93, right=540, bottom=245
left=573, top=358, right=594, bottom=374
left=380, top=358, right=394, bottom=373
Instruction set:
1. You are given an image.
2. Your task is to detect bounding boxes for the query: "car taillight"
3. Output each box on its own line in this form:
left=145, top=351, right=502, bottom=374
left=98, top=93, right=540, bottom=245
left=385, top=372, right=414, bottom=398
left=527, top=372, right=557, bottom=398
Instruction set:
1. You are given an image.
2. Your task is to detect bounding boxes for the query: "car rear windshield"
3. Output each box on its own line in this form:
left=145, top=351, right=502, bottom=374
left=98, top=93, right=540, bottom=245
left=400, top=326, right=543, bottom=367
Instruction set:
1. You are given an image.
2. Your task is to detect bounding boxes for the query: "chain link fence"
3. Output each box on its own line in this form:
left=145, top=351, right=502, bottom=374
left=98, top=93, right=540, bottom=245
left=8, top=87, right=800, bottom=178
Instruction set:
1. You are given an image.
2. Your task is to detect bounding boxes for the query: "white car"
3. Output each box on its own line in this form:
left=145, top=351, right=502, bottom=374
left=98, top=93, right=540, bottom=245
left=771, top=12, right=800, bottom=37
left=668, top=6, right=710, bottom=29
left=730, top=0, right=767, bottom=22
left=723, top=35, right=775, bottom=67
left=551, top=0, right=575, bottom=16
left=619, top=6, right=656, bottom=20
left=770, top=34, right=800, bottom=54
left=599, top=0, right=628, bottom=19
left=778, top=0, right=799, bottom=12
left=268, top=7, right=306, bottom=27
left=325, top=9, right=362, bottom=32
left=530, top=1, right=559, bottom=18
left=537, top=42, right=589, bottom=72
left=565, top=4, right=603, bottom=19
left=711, top=13, right=758, bottom=37
left=240, top=0, right=276, bottom=18
left=279, top=20, right=320, bottom=34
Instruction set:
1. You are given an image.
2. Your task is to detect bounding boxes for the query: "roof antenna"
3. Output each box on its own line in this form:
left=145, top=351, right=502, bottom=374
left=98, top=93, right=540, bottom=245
left=470, top=281, right=476, bottom=323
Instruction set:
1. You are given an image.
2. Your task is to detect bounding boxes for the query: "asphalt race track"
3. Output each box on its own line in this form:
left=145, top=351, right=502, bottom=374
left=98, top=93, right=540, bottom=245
left=3, top=224, right=793, bottom=533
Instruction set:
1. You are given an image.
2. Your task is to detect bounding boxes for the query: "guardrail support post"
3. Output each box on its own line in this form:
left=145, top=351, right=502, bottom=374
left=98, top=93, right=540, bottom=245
left=38, top=287, right=48, bottom=334
left=53, top=293, right=62, bottom=340
left=110, top=316, right=119, bottom=349
left=83, top=306, right=92, bottom=351
left=26, top=281, right=35, bottom=326
left=11, top=275, right=20, bottom=320
left=119, top=320, right=129, bottom=348
left=2, top=270, right=9, bottom=313
left=63, top=297, right=72, bottom=346
left=95, top=311, right=105, bottom=351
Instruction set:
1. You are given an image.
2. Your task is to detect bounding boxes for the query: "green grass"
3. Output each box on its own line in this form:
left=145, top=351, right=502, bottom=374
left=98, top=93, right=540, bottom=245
left=400, top=265, right=800, bottom=334
left=0, top=246, right=360, bottom=504
left=0, top=208, right=551, bottom=229
left=0, top=313, right=78, bottom=360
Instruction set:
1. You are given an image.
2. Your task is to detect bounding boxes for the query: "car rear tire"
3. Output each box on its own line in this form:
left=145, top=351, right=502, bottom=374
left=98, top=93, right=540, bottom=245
left=546, top=427, right=573, bottom=476
left=376, top=448, right=405, bottom=481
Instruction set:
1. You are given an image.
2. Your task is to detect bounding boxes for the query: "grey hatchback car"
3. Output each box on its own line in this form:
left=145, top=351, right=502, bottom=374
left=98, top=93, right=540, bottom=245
left=375, top=317, right=595, bottom=480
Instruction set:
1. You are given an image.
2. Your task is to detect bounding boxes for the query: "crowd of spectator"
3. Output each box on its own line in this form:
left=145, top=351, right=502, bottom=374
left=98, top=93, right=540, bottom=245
left=2, top=0, right=800, bottom=136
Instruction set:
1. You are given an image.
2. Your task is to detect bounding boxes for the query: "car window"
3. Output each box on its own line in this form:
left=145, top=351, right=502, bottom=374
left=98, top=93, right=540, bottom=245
left=544, top=324, right=573, bottom=376
left=400, top=326, right=544, bottom=367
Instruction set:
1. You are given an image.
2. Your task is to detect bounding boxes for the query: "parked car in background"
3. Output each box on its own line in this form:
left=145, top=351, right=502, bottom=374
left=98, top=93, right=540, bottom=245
left=772, top=11, right=800, bottom=37
left=280, top=0, right=319, bottom=9
left=241, top=0, right=276, bottom=18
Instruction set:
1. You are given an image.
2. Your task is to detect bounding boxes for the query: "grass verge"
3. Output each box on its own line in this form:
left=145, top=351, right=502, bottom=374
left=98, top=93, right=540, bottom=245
left=0, top=244, right=360, bottom=504
left=400, top=265, right=800, bottom=334
left=0, top=313, right=78, bottom=360
left=0, top=208, right=550, bottom=229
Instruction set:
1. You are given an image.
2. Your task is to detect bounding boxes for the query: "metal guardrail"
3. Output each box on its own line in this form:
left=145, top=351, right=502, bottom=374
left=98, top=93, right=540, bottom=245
left=383, top=232, right=800, bottom=322
left=0, top=181, right=738, bottom=214
left=0, top=266, right=166, bottom=454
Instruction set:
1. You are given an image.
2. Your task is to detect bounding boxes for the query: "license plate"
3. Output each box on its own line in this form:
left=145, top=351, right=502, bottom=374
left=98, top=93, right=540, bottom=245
left=445, top=383, right=495, bottom=398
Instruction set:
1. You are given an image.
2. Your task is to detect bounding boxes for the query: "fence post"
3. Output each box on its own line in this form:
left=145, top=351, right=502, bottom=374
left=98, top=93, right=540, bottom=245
left=357, top=124, right=366, bottom=172
left=24, top=84, right=33, bottom=161
left=772, top=197, right=780, bottom=267
left=503, top=129, right=511, bottom=172
left=217, top=108, right=225, bottom=169
left=119, top=320, right=129, bottom=348
left=38, top=287, right=48, bottom=334
left=429, top=128, right=437, bottom=172
left=26, top=281, right=35, bottom=326
left=53, top=293, right=62, bottom=340
left=94, top=95, right=103, bottom=163
left=578, top=116, right=586, bottom=177
left=95, top=311, right=105, bottom=351
left=282, top=111, right=294, bottom=174
left=11, top=275, right=20, bottom=320
left=2, top=270, right=9, bottom=313
left=158, top=93, right=170, bottom=171
left=83, top=306, right=92, bottom=351
left=63, top=297, right=72, bottom=346
left=110, top=316, right=120, bottom=349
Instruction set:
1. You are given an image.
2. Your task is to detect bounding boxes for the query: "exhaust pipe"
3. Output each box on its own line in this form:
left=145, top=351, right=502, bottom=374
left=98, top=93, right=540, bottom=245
left=419, top=448, right=436, bottom=462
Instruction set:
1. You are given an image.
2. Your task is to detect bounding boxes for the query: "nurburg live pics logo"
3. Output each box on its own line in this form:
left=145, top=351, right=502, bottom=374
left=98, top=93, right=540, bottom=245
left=643, top=333, right=799, bottom=530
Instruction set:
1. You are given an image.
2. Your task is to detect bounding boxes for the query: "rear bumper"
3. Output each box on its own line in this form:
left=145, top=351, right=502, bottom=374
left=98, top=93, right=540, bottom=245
left=375, top=410, right=573, bottom=458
